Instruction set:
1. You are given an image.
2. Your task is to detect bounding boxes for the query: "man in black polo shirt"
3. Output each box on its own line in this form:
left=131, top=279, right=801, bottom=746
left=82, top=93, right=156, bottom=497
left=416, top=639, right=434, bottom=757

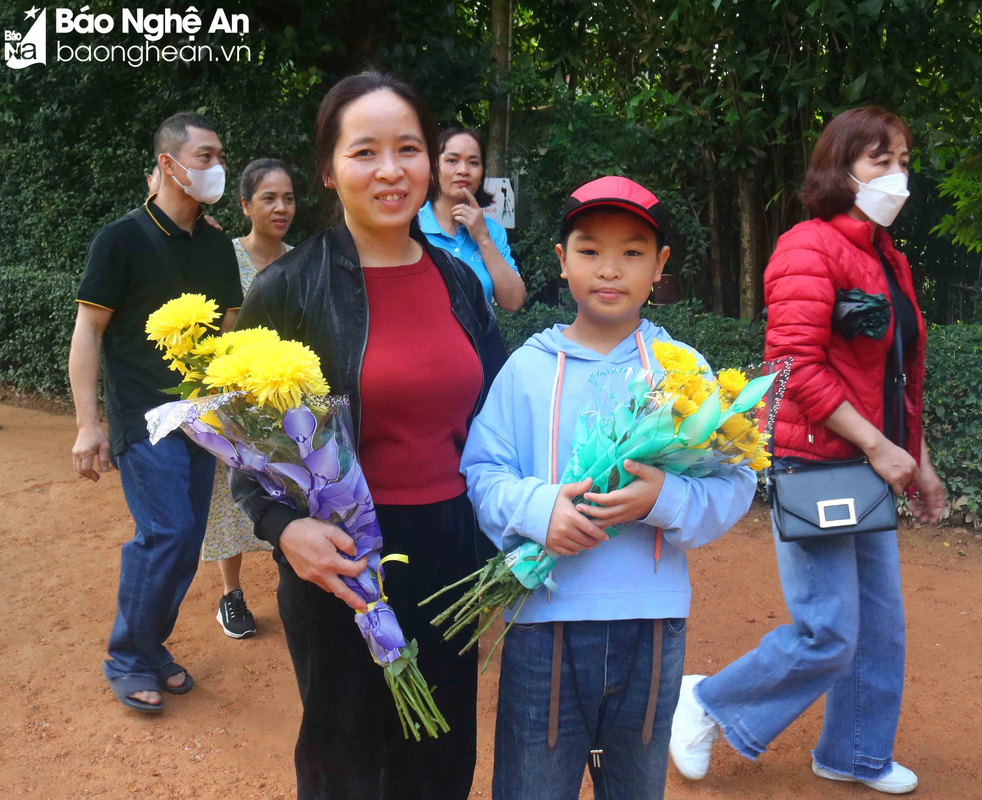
left=70, top=112, right=242, bottom=713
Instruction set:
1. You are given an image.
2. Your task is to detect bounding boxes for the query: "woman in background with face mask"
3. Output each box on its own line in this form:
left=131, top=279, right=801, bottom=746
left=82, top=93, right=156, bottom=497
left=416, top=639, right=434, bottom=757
left=669, top=107, right=944, bottom=795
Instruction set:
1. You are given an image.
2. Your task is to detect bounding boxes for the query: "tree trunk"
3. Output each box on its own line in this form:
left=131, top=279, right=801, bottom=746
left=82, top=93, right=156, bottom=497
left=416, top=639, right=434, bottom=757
left=567, top=15, right=587, bottom=95
left=738, top=173, right=759, bottom=319
left=487, top=0, right=513, bottom=177
left=704, top=150, right=724, bottom=316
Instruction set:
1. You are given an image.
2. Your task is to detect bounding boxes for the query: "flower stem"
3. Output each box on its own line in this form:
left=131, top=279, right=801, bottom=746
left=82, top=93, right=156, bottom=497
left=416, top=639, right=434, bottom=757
left=385, top=673, right=419, bottom=741
left=480, top=590, right=531, bottom=673
left=417, top=565, right=486, bottom=607
left=382, top=654, right=450, bottom=741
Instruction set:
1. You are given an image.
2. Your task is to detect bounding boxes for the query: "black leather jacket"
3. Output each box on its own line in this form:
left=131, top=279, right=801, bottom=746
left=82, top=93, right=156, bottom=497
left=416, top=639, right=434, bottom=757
left=229, top=220, right=507, bottom=549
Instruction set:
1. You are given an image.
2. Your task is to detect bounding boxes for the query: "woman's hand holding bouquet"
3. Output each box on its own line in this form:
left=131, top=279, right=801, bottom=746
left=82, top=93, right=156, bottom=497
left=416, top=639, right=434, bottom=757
left=277, top=517, right=370, bottom=611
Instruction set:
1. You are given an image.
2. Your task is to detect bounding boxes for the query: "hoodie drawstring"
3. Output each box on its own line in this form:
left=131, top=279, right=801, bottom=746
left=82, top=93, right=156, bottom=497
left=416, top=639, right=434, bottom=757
left=545, top=333, right=664, bottom=753
left=549, top=351, right=567, bottom=485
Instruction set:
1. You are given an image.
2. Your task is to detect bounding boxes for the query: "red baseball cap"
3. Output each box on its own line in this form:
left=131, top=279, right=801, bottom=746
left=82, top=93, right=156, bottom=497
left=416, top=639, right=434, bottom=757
left=560, top=176, right=669, bottom=238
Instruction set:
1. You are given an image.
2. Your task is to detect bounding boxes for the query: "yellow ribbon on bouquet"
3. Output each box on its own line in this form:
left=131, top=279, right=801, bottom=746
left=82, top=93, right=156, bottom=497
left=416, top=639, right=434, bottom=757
left=366, top=553, right=410, bottom=611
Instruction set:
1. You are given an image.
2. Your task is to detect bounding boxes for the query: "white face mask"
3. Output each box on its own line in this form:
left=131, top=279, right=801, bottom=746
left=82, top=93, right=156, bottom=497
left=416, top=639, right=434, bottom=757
left=170, top=158, right=226, bottom=204
left=849, top=172, right=909, bottom=227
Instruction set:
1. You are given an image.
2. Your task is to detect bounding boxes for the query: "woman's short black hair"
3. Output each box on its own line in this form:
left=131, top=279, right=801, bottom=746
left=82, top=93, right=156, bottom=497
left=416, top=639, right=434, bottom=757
left=437, top=128, right=494, bottom=208
left=239, top=158, right=293, bottom=202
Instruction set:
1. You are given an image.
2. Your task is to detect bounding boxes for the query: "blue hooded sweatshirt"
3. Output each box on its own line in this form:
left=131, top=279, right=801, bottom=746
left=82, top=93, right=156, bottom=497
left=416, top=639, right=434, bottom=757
left=459, top=320, right=757, bottom=624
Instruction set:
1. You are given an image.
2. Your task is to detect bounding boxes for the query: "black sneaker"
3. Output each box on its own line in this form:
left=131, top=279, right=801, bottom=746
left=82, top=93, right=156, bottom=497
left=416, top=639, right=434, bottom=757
left=216, top=590, right=257, bottom=639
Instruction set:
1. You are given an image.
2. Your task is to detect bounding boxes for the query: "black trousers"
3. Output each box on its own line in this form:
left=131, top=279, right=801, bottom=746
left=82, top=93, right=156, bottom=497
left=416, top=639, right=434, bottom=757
left=277, top=492, right=487, bottom=800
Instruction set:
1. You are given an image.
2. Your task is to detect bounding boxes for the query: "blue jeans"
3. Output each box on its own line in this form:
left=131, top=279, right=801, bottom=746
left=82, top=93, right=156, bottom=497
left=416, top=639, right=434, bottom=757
left=696, top=519, right=905, bottom=781
left=104, top=434, right=215, bottom=680
left=493, top=618, right=687, bottom=800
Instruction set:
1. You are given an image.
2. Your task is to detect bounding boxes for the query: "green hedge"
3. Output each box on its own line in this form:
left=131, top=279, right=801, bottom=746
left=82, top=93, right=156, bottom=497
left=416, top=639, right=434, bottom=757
left=0, top=266, right=77, bottom=395
left=2, top=271, right=979, bottom=527
left=497, top=300, right=765, bottom=368
left=921, top=323, right=982, bottom=526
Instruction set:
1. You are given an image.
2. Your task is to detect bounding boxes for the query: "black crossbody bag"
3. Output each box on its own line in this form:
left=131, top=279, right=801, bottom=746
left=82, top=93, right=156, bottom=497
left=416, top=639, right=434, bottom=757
left=767, top=311, right=902, bottom=543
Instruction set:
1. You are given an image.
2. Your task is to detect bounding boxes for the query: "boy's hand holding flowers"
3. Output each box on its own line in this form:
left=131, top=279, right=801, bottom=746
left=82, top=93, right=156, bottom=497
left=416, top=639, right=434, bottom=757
left=577, top=460, right=667, bottom=529
left=546, top=478, right=609, bottom=556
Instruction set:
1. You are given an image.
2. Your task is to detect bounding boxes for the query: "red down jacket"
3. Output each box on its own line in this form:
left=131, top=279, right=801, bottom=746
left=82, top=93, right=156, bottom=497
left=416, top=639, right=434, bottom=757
left=764, top=213, right=926, bottom=466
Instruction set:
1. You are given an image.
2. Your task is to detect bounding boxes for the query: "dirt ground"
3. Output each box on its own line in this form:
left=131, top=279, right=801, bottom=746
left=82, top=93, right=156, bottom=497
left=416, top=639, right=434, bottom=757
left=0, top=402, right=979, bottom=800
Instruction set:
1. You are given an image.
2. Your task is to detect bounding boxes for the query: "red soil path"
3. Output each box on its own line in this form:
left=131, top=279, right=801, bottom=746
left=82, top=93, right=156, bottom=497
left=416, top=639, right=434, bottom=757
left=0, top=403, right=978, bottom=799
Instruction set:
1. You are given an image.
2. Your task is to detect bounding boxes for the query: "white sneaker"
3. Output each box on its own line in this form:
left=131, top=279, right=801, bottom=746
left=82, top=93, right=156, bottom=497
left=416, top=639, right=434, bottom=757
left=812, top=760, right=919, bottom=794
left=669, top=674, right=720, bottom=780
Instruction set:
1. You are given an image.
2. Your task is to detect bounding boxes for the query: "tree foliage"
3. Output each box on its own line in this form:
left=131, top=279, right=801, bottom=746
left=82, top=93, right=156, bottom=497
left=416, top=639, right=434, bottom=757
left=0, top=0, right=489, bottom=274
left=934, top=152, right=982, bottom=254
left=1, top=0, right=980, bottom=321
left=504, top=0, right=982, bottom=316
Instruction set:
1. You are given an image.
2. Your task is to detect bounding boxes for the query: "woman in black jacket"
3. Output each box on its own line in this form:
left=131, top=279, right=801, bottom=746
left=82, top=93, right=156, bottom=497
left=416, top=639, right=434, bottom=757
left=231, top=71, right=506, bottom=800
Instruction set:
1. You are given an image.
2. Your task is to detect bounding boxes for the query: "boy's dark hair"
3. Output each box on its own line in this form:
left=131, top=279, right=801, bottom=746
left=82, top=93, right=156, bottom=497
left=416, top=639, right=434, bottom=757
left=239, top=158, right=293, bottom=201
left=559, top=207, right=666, bottom=251
left=799, top=107, right=912, bottom=221
left=436, top=127, right=494, bottom=207
left=314, top=70, right=440, bottom=204
left=154, top=112, right=217, bottom=159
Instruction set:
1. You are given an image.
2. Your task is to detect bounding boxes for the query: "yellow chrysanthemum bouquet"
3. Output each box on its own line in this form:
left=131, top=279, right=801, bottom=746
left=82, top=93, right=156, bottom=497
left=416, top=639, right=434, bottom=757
left=649, top=342, right=774, bottom=473
left=421, top=342, right=789, bottom=666
left=143, top=294, right=448, bottom=741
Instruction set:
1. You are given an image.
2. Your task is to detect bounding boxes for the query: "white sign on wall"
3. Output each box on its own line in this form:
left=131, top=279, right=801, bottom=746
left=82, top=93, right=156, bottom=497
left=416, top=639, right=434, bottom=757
left=482, top=177, right=516, bottom=229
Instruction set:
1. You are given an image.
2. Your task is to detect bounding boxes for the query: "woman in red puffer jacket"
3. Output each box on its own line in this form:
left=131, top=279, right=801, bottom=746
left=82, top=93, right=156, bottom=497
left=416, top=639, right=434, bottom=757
left=669, top=108, right=945, bottom=795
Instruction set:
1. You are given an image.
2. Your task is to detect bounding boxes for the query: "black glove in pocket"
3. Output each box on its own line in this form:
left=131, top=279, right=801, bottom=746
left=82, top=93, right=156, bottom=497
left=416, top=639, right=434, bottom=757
left=831, top=289, right=891, bottom=340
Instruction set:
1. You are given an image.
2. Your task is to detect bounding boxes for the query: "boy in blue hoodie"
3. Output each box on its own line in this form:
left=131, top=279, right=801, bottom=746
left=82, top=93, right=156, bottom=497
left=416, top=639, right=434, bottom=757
left=460, top=177, right=756, bottom=800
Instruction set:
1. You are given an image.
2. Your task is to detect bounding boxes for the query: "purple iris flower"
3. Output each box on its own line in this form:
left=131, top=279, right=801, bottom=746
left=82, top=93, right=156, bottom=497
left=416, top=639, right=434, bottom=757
left=260, top=423, right=396, bottom=607
left=233, top=442, right=291, bottom=501
left=236, top=442, right=268, bottom=471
